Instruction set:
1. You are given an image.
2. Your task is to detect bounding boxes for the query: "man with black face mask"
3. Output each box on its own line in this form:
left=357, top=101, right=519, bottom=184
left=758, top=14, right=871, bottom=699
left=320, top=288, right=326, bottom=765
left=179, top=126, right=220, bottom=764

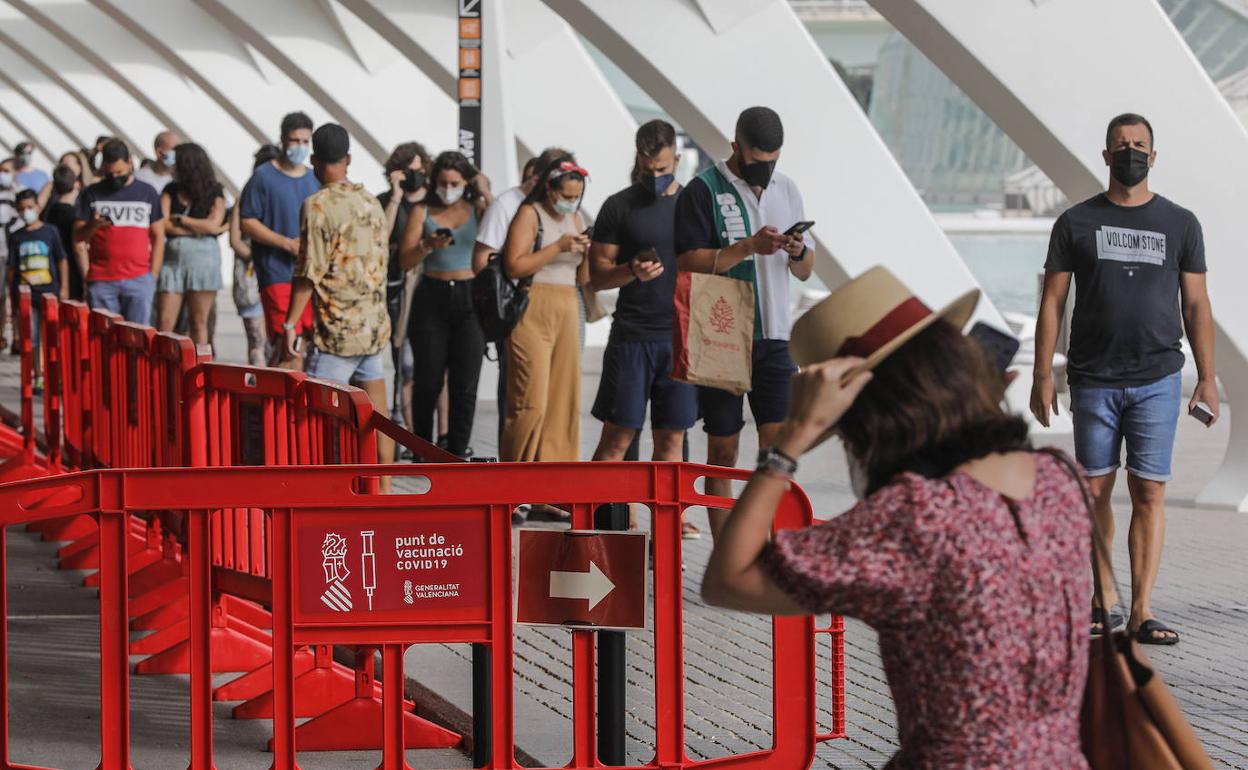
left=674, top=106, right=814, bottom=542
left=73, top=139, right=166, bottom=323
left=1033, top=112, right=1217, bottom=646
left=588, top=120, right=701, bottom=535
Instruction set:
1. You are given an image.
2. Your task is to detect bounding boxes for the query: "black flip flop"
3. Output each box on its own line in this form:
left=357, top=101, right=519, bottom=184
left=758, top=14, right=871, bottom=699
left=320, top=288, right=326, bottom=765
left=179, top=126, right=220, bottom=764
left=1090, top=605, right=1127, bottom=637
left=1090, top=608, right=1109, bottom=637
left=1135, top=618, right=1180, bottom=646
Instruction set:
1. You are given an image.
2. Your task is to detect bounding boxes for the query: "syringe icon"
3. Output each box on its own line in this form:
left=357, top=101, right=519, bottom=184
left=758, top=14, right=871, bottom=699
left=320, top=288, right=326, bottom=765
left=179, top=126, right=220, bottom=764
left=360, top=530, right=376, bottom=611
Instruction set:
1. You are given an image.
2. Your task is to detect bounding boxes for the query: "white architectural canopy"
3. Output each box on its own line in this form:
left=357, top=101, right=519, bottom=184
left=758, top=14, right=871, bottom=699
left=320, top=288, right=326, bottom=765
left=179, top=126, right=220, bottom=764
left=0, top=0, right=1243, bottom=508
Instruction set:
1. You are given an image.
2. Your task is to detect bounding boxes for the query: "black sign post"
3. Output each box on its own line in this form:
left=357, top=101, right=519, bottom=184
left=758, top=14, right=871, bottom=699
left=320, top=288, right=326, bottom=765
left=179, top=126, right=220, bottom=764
left=459, top=6, right=487, bottom=761
left=458, top=0, right=482, bottom=169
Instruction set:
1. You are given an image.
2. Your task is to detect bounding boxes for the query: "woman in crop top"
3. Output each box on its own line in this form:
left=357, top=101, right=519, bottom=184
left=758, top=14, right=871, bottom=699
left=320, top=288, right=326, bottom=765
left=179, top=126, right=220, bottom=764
left=500, top=159, right=591, bottom=463
left=397, top=151, right=492, bottom=458
left=157, top=142, right=225, bottom=346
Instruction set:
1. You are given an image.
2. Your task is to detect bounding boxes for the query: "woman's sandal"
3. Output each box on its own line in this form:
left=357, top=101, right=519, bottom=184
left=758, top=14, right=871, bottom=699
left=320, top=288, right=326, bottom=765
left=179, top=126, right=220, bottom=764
left=1135, top=618, right=1180, bottom=646
left=1090, top=605, right=1127, bottom=637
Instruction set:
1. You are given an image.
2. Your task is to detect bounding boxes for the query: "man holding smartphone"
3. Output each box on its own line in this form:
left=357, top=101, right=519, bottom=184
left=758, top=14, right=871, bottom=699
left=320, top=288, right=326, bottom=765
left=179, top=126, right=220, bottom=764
left=1032, top=113, right=1217, bottom=646
left=674, top=106, right=814, bottom=542
left=589, top=120, right=701, bottom=536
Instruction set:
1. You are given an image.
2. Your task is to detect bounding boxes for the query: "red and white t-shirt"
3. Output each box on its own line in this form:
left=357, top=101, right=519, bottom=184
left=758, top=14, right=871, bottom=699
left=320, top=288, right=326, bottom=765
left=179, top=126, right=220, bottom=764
left=74, top=178, right=163, bottom=282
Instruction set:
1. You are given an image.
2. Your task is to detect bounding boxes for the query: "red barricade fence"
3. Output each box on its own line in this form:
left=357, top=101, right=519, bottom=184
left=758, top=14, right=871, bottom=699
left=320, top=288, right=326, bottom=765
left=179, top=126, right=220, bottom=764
left=0, top=288, right=40, bottom=482
left=0, top=461, right=836, bottom=770
left=0, top=301, right=847, bottom=769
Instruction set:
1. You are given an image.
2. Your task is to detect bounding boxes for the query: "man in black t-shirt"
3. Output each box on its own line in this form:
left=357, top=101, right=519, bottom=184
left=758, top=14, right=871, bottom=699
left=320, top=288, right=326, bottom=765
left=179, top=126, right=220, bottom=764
left=1032, top=113, right=1217, bottom=646
left=588, top=121, right=700, bottom=536
left=44, top=164, right=86, bottom=301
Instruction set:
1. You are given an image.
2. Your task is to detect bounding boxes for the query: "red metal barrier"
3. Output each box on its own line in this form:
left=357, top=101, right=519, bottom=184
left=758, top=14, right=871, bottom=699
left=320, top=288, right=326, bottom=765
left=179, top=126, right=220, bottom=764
left=0, top=462, right=832, bottom=770
left=38, top=295, right=61, bottom=474
left=87, top=309, right=120, bottom=470
left=0, top=289, right=43, bottom=482
left=56, top=301, right=90, bottom=470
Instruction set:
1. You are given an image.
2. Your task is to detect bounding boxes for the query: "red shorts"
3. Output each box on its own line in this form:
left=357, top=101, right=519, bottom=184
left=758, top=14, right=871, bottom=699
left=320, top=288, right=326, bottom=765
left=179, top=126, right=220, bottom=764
left=260, top=282, right=313, bottom=339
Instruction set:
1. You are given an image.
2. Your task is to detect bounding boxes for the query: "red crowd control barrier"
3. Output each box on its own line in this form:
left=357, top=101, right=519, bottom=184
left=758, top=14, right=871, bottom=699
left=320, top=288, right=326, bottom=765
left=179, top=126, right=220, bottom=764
left=0, top=298, right=846, bottom=768
left=0, top=288, right=42, bottom=482
left=56, top=301, right=91, bottom=470
left=0, top=461, right=836, bottom=770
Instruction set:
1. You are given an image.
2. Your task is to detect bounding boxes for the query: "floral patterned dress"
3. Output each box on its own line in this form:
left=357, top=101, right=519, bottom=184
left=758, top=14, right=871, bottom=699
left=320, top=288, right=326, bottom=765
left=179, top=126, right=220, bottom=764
left=762, top=451, right=1091, bottom=769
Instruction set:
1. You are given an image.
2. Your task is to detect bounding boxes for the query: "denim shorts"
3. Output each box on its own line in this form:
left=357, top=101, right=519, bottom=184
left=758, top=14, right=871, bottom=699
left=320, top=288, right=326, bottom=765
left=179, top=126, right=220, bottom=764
left=306, top=348, right=386, bottom=385
left=158, top=236, right=222, bottom=293
left=592, top=338, right=697, bottom=431
left=1069, top=370, right=1182, bottom=482
left=698, top=339, right=797, bottom=437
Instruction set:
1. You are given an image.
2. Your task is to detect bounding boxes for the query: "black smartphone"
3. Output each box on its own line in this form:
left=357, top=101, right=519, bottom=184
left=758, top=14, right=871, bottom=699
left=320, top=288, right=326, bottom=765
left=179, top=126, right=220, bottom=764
left=1191, top=402, right=1215, bottom=426
left=435, top=226, right=455, bottom=245
left=784, top=220, right=815, bottom=236
left=968, top=322, right=1020, bottom=372
left=582, top=226, right=594, bottom=239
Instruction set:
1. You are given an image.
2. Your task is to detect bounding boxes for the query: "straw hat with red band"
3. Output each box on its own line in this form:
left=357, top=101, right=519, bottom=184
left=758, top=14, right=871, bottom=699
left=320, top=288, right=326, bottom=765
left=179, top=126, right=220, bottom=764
left=790, top=266, right=980, bottom=377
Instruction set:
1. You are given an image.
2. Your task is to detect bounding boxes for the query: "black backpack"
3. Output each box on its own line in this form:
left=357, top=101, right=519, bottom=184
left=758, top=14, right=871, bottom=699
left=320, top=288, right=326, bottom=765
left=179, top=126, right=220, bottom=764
left=471, top=213, right=542, bottom=346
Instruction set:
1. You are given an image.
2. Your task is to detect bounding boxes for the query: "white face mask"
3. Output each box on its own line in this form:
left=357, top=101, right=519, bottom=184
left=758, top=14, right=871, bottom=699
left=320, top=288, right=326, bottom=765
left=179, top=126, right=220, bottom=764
left=0, top=172, right=12, bottom=189
left=554, top=198, right=578, bottom=215
left=20, top=209, right=37, bottom=225
left=438, top=185, right=464, bottom=204
left=847, top=451, right=870, bottom=500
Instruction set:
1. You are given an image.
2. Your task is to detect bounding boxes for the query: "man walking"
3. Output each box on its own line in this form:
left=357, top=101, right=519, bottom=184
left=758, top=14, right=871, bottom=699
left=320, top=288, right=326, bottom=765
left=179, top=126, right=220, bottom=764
left=589, top=120, right=699, bottom=536
left=1032, top=113, right=1217, bottom=645
left=73, top=139, right=165, bottom=323
left=674, top=106, right=814, bottom=541
left=240, top=111, right=319, bottom=366
left=282, top=123, right=393, bottom=470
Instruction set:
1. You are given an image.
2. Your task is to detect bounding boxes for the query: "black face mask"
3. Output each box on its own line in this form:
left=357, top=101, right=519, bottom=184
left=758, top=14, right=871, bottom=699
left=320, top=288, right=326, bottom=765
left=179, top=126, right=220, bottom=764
left=103, top=173, right=129, bottom=192
left=1110, top=147, right=1150, bottom=187
left=401, top=169, right=426, bottom=193
left=740, top=158, right=776, bottom=189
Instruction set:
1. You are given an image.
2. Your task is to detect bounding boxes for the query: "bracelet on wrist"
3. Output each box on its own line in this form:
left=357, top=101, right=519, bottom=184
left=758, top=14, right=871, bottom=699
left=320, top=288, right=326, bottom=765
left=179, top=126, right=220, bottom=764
left=756, top=447, right=798, bottom=479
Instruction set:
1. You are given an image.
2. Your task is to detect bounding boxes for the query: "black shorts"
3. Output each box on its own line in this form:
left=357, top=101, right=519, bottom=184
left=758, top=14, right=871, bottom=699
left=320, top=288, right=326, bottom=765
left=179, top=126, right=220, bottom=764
left=698, top=339, right=797, bottom=437
left=592, top=339, right=698, bottom=431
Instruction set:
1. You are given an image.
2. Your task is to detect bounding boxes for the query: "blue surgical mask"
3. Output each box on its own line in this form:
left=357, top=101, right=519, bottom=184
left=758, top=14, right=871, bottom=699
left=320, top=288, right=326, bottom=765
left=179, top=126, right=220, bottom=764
left=285, top=144, right=310, bottom=166
left=20, top=209, right=37, bottom=225
left=0, top=172, right=12, bottom=189
left=162, top=150, right=176, bottom=167
left=554, top=199, right=578, bottom=215
left=653, top=173, right=675, bottom=197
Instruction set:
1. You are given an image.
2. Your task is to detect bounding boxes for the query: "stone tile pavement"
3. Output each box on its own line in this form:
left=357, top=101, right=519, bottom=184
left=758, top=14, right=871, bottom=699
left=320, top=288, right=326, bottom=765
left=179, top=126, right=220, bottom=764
left=2, top=300, right=1246, bottom=768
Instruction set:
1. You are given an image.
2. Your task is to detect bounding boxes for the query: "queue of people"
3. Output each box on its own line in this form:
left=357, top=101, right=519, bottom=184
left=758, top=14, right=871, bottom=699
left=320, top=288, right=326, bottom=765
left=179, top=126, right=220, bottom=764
left=0, top=103, right=1223, bottom=767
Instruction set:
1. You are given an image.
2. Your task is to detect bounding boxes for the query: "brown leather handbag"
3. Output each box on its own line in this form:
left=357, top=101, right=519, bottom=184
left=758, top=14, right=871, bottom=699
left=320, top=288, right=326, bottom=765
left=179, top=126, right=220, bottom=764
left=1045, top=449, right=1213, bottom=770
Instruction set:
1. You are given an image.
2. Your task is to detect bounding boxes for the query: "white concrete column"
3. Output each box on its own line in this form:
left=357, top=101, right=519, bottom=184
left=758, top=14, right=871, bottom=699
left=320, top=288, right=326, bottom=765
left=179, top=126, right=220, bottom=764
left=337, top=0, right=635, bottom=211
left=542, top=0, right=1004, bottom=322
left=86, top=0, right=353, bottom=186
left=195, top=0, right=453, bottom=184
left=8, top=0, right=259, bottom=193
left=872, top=0, right=1248, bottom=511
left=0, top=13, right=157, bottom=158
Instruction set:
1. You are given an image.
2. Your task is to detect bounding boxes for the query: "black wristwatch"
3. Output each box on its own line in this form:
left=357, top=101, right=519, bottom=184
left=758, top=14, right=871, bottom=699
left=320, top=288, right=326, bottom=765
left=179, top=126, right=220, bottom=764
left=789, top=245, right=808, bottom=263
left=757, top=447, right=798, bottom=478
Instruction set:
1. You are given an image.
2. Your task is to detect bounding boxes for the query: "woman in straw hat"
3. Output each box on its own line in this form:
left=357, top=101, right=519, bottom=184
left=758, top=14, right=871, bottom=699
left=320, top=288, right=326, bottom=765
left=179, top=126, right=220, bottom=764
left=702, top=267, right=1091, bottom=768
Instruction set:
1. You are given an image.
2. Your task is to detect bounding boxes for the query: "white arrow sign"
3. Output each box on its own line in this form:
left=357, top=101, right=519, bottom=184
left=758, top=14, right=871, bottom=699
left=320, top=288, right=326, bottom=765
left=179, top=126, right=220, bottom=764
left=549, top=561, right=615, bottom=611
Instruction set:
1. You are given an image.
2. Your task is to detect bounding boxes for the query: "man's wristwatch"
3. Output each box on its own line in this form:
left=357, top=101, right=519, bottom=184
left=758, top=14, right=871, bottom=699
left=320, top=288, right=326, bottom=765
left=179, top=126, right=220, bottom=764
left=789, top=245, right=808, bottom=262
left=282, top=321, right=296, bottom=332
left=756, top=447, right=798, bottom=478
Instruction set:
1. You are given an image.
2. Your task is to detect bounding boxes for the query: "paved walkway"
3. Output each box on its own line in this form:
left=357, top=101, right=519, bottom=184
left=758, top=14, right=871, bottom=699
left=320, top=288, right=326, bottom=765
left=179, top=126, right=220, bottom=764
left=2, top=300, right=1246, bottom=768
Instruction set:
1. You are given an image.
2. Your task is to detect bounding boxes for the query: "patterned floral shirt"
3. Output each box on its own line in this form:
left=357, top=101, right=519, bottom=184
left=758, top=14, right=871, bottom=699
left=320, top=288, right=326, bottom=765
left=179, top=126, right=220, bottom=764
left=295, top=181, right=391, bottom=356
left=762, top=451, right=1091, bottom=769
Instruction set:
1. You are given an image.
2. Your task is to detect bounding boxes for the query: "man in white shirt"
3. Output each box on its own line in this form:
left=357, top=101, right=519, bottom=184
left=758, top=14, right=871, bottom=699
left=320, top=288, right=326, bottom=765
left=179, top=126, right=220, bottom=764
left=674, top=106, right=814, bottom=541
left=133, top=130, right=181, bottom=192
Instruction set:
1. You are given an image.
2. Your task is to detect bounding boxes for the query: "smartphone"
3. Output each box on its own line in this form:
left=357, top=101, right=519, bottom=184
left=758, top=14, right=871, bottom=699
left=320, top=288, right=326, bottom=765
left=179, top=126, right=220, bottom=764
left=968, top=322, right=1021, bottom=372
left=435, top=226, right=455, bottom=245
left=784, top=220, right=815, bottom=237
left=581, top=226, right=594, bottom=239
left=635, top=246, right=659, bottom=263
left=1191, top=402, right=1215, bottom=426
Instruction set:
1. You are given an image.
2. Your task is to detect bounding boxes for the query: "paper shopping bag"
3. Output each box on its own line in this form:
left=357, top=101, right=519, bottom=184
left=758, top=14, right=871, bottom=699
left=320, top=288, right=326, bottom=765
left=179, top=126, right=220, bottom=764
left=672, top=271, right=754, bottom=395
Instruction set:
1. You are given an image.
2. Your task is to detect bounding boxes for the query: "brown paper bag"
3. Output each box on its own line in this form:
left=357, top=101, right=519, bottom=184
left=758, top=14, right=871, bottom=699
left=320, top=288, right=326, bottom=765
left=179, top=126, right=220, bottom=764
left=672, top=271, right=754, bottom=395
